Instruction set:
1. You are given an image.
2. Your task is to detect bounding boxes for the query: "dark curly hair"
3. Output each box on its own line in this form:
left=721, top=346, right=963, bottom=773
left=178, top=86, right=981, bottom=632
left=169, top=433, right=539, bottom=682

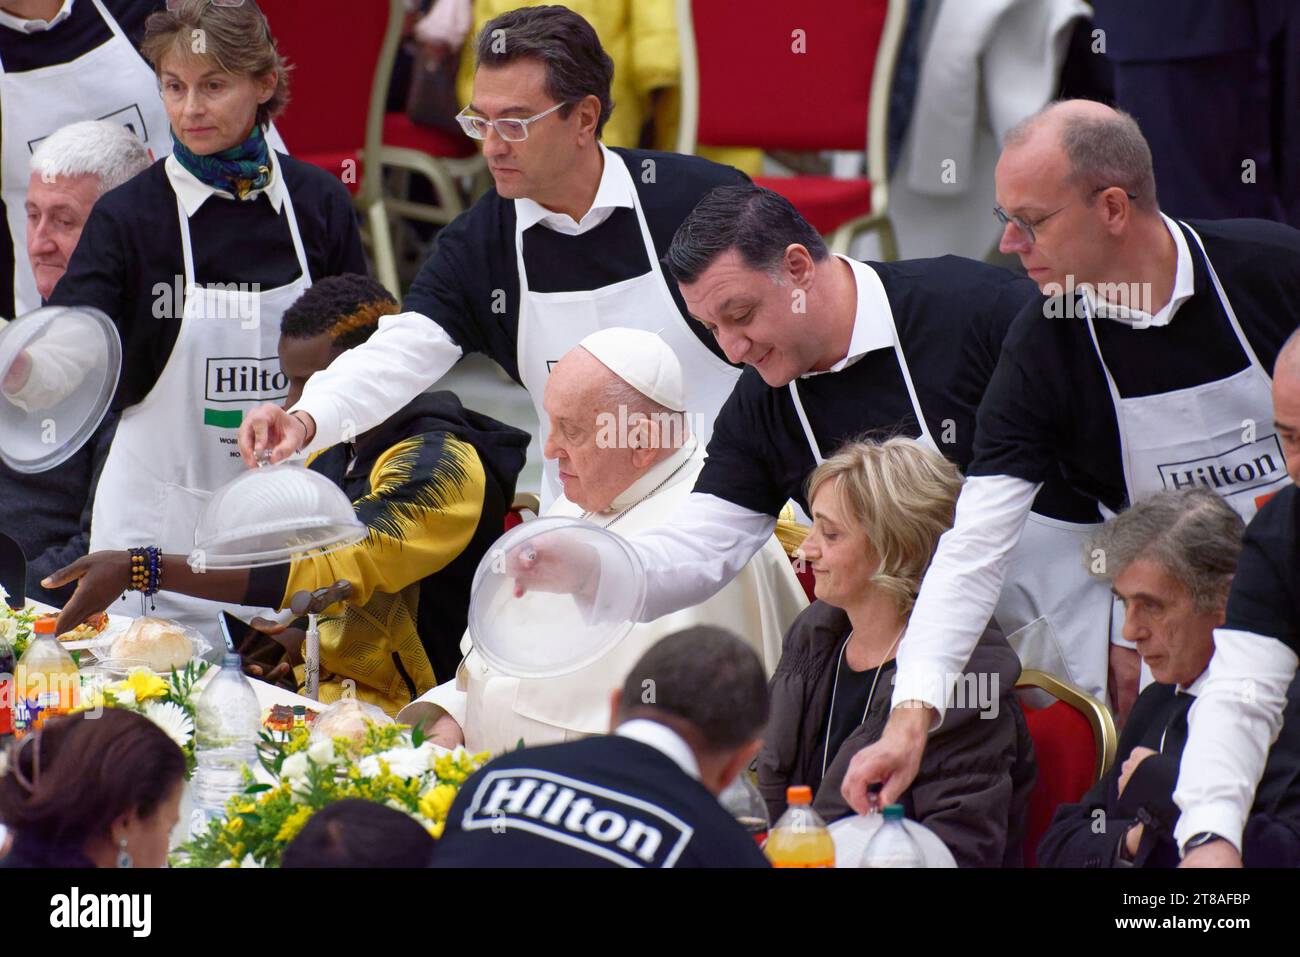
left=280, top=274, right=399, bottom=351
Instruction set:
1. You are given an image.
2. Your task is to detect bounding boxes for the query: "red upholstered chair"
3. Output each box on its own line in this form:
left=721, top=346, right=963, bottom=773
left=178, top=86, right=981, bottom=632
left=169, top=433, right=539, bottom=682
left=504, top=491, right=541, bottom=531
left=675, top=0, right=908, bottom=258
left=1017, top=669, right=1118, bottom=867
left=259, top=0, right=403, bottom=298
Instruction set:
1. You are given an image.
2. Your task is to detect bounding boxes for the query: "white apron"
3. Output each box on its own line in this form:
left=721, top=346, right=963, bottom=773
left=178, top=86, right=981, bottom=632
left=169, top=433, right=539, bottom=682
left=0, top=0, right=171, bottom=314
left=791, top=262, right=1116, bottom=703
left=514, top=149, right=741, bottom=509
left=90, top=175, right=312, bottom=641
left=1084, top=221, right=1290, bottom=522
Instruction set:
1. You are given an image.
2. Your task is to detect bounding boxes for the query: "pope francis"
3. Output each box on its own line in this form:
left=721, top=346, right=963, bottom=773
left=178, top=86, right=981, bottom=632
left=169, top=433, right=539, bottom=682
left=398, top=327, right=808, bottom=754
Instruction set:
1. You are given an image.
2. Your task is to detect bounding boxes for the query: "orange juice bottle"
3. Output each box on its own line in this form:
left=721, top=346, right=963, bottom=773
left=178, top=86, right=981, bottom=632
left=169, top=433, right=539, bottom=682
left=765, top=785, right=835, bottom=867
left=13, top=618, right=79, bottom=738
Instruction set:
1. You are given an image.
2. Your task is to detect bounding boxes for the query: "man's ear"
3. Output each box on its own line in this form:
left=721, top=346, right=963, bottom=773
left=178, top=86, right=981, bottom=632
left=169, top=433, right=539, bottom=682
left=629, top=415, right=659, bottom=467
left=574, top=94, right=601, bottom=142
left=607, top=688, right=622, bottom=733
left=717, top=738, right=763, bottom=791
left=784, top=243, right=817, bottom=288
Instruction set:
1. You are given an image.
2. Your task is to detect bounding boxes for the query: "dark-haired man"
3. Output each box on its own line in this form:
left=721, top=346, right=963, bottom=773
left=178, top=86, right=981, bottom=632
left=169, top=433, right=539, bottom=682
left=430, top=626, right=771, bottom=868
left=241, top=4, right=749, bottom=509
left=47, top=274, right=529, bottom=714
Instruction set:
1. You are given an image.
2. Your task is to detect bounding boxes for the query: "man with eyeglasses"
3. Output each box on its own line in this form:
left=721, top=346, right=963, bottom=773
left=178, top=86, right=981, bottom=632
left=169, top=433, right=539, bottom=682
left=239, top=4, right=749, bottom=510
left=838, top=99, right=1300, bottom=864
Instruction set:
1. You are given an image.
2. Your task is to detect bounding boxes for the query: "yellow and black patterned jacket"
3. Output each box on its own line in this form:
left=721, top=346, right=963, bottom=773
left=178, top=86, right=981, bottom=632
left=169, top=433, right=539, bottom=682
left=246, top=391, right=527, bottom=714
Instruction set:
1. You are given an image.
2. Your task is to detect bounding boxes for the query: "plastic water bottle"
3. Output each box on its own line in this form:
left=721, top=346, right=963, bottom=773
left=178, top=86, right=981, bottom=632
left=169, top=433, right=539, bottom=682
left=190, top=654, right=260, bottom=836
left=860, top=804, right=925, bottom=867
left=765, top=786, right=835, bottom=867
left=718, top=770, right=770, bottom=846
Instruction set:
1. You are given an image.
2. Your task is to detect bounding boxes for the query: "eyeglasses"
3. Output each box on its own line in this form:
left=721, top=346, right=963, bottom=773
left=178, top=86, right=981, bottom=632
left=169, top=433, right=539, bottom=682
left=165, top=0, right=245, bottom=10
left=455, top=102, right=571, bottom=142
left=994, top=186, right=1138, bottom=245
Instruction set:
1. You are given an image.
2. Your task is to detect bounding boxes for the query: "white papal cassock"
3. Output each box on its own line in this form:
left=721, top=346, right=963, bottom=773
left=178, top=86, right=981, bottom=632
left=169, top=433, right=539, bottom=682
left=398, top=434, right=808, bottom=755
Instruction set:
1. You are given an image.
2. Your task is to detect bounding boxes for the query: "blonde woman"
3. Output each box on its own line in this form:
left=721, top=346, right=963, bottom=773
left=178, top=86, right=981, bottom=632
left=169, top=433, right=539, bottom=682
left=758, top=438, right=1036, bottom=867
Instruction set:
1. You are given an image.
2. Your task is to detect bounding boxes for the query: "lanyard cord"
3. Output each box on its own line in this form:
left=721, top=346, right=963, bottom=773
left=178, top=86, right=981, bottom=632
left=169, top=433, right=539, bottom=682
left=821, top=625, right=905, bottom=780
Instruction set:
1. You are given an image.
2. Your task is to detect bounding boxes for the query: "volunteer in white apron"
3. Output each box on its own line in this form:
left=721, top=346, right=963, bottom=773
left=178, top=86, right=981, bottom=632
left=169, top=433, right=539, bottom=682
left=39, top=0, right=366, bottom=641
left=89, top=176, right=311, bottom=636
left=789, top=278, right=1115, bottom=703
left=1080, top=222, right=1292, bottom=694
left=1084, top=223, right=1291, bottom=523
left=0, top=0, right=171, bottom=315
left=516, top=145, right=740, bottom=508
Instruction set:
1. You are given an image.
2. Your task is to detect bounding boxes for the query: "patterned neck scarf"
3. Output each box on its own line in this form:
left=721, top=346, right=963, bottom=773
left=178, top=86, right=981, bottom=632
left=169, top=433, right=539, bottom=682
left=170, top=124, right=272, bottom=200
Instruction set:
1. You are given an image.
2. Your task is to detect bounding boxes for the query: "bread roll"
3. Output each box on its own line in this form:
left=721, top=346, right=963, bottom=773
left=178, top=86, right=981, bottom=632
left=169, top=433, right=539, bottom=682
left=110, top=617, right=194, bottom=673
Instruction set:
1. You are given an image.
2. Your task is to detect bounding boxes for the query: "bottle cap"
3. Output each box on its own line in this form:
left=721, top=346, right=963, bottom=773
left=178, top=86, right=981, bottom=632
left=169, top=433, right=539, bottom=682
left=293, top=705, right=306, bottom=715
left=786, top=785, right=813, bottom=804
left=883, top=804, right=905, bottom=820
left=34, top=617, right=55, bottom=635
left=221, top=652, right=242, bottom=669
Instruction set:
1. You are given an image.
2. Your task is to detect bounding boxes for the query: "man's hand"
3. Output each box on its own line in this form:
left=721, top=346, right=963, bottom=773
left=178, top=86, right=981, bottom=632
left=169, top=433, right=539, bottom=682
left=430, top=713, right=465, bottom=750
left=1, top=348, right=31, bottom=397
left=841, top=702, right=934, bottom=812
left=43, top=552, right=130, bottom=634
left=1116, top=745, right=1157, bottom=798
left=505, top=533, right=600, bottom=601
left=238, top=404, right=313, bottom=467
left=1122, top=822, right=1144, bottom=860
left=238, top=617, right=306, bottom=691
left=1181, top=840, right=1244, bottom=868
left=1108, top=645, right=1141, bottom=729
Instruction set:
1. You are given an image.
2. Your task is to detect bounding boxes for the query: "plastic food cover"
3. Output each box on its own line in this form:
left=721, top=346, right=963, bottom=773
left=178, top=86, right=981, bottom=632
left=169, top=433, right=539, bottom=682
left=0, top=306, right=120, bottom=473
left=468, top=516, right=647, bottom=678
left=192, top=461, right=366, bottom=569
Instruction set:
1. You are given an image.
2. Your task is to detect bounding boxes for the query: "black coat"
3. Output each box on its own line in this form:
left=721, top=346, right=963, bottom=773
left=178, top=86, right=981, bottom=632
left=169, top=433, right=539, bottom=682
left=1038, top=676, right=1300, bottom=867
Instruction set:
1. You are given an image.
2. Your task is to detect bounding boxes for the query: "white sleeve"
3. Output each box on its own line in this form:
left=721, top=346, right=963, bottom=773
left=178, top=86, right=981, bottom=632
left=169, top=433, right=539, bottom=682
left=1173, top=628, right=1298, bottom=854
left=290, top=311, right=463, bottom=452
left=626, top=492, right=776, bottom=622
left=892, top=473, right=1040, bottom=719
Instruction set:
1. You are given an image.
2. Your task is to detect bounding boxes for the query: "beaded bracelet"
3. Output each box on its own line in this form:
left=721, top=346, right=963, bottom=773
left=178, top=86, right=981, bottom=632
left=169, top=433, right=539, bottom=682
left=126, top=546, right=163, bottom=611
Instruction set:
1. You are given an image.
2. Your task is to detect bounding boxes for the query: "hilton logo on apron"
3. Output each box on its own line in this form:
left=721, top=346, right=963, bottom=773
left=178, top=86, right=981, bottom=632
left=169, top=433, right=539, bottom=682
left=1157, top=434, right=1285, bottom=499
left=203, top=356, right=287, bottom=428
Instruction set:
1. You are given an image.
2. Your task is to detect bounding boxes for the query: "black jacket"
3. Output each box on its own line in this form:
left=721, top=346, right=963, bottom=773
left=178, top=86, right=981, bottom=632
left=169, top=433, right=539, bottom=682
left=1038, top=675, right=1300, bottom=867
left=758, top=601, right=1037, bottom=867
left=432, top=733, right=770, bottom=868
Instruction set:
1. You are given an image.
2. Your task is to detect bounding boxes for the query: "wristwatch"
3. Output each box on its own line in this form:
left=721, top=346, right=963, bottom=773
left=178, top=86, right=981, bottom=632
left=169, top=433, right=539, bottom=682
left=1184, top=831, right=1226, bottom=851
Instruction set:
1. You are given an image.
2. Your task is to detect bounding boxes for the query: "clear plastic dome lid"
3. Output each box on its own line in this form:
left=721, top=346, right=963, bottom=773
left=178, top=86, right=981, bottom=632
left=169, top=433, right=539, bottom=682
left=0, top=306, right=120, bottom=474
left=468, top=516, right=647, bottom=679
left=191, top=460, right=366, bottom=569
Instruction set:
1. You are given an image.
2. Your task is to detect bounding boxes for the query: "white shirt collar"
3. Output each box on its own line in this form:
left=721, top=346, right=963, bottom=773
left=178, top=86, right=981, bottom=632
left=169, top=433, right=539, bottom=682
left=615, top=719, right=702, bottom=780
left=514, top=142, right=633, bottom=235
left=800, top=255, right=895, bottom=378
left=165, top=147, right=285, bottom=218
left=0, top=0, right=73, bottom=32
left=598, top=434, right=699, bottom=514
left=1085, top=213, right=1195, bottom=329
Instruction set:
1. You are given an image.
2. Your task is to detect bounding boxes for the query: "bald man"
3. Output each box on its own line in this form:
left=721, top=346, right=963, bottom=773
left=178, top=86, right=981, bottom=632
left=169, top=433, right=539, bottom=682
left=1171, top=331, right=1300, bottom=867
left=398, top=329, right=807, bottom=755
left=840, top=99, right=1300, bottom=826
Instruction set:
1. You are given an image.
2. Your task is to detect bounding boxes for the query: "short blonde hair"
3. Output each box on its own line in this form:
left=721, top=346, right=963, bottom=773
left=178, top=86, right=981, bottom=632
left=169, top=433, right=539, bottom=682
left=141, top=0, right=290, bottom=130
left=806, top=438, right=964, bottom=618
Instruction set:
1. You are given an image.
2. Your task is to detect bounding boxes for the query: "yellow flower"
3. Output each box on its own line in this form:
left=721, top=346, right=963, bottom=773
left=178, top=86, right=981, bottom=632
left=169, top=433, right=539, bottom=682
left=418, top=784, right=458, bottom=824
left=275, top=805, right=314, bottom=843
left=430, top=820, right=445, bottom=840
left=224, top=816, right=245, bottom=834
left=123, top=669, right=168, bottom=702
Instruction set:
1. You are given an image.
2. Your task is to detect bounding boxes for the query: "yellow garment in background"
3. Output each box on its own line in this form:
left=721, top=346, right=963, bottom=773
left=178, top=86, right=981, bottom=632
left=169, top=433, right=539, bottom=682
left=455, top=0, right=762, bottom=175
left=287, top=435, right=486, bottom=715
